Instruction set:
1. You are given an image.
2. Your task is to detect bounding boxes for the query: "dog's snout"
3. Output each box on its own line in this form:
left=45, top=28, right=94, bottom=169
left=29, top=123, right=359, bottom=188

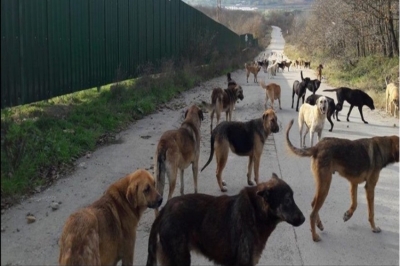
left=291, top=212, right=306, bottom=227
left=157, top=196, right=163, bottom=207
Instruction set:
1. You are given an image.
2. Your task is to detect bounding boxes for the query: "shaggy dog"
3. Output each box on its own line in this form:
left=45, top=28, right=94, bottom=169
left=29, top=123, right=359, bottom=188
left=260, top=80, right=281, bottom=110
left=146, top=173, right=305, bottom=266
left=323, top=87, right=375, bottom=124
left=298, top=96, right=328, bottom=148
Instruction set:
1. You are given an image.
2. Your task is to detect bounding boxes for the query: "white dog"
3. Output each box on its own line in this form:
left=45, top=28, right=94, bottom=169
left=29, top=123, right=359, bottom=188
left=265, top=62, right=278, bottom=79
left=298, top=96, right=328, bottom=148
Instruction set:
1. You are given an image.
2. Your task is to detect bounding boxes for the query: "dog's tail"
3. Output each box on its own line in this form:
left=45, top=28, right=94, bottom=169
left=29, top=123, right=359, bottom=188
left=227, top=72, right=232, bottom=82
left=301, top=70, right=304, bottom=81
left=286, top=119, right=316, bottom=157
left=146, top=213, right=162, bottom=266
left=200, top=132, right=215, bottom=172
left=323, top=88, right=340, bottom=92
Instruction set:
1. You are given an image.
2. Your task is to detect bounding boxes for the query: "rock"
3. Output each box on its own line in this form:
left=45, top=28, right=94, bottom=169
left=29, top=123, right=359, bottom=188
left=26, top=215, right=36, bottom=224
left=50, top=202, right=59, bottom=211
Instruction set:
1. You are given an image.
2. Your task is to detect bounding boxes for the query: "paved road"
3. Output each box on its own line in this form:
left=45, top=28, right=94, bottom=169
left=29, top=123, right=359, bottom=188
left=1, top=26, right=398, bottom=266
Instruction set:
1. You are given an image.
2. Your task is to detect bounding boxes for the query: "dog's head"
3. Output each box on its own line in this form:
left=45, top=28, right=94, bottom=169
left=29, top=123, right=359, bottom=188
left=235, top=85, right=244, bottom=101
left=306, top=94, right=319, bottom=105
left=184, top=105, right=204, bottom=125
left=125, top=169, right=162, bottom=210
left=316, top=96, right=328, bottom=115
left=366, top=95, right=375, bottom=110
left=262, top=109, right=279, bottom=134
left=256, top=173, right=305, bottom=227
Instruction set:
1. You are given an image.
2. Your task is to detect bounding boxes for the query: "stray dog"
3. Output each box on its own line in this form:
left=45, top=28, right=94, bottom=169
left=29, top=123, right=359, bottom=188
left=277, top=61, right=286, bottom=72
left=245, top=63, right=261, bottom=83
left=146, top=173, right=305, bottom=266
left=291, top=71, right=313, bottom=112
left=260, top=80, right=281, bottom=110
left=284, top=60, right=292, bottom=71
left=323, top=87, right=375, bottom=123
left=59, top=169, right=162, bottom=265
left=306, top=94, right=337, bottom=132
left=153, top=105, right=203, bottom=215
left=385, top=79, right=399, bottom=118
left=266, top=62, right=278, bottom=79
left=304, top=60, right=311, bottom=68
left=227, top=72, right=236, bottom=87
left=201, top=109, right=279, bottom=192
left=202, top=85, right=244, bottom=132
left=316, top=64, right=323, bottom=81
left=298, top=96, right=328, bottom=148
left=286, top=119, right=399, bottom=242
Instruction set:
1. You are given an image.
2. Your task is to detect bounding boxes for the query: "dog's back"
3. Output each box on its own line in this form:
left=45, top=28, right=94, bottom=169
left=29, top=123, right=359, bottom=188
left=59, top=209, right=101, bottom=265
left=146, top=176, right=304, bottom=266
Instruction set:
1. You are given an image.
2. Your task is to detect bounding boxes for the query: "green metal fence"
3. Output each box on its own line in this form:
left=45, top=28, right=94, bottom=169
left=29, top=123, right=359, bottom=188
left=1, top=0, right=250, bottom=108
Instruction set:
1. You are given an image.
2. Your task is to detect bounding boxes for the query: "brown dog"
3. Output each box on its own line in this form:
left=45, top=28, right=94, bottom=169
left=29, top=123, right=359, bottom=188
left=286, top=119, right=399, bottom=242
left=153, top=105, right=203, bottom=215
left=146, top=173, right=305, bottom=266
left=59, top=169, right=162, bottom=265
left=245, top=62, right=261, bottom=83
left=201, top=109, right=279, bottom=192
left=260, top=80, right=282, bottom=110
left=202, top=85, right=244, bottom=132
left=385, top=79, right=399, bottom=118
left=316, top=64, right=323, bottom=81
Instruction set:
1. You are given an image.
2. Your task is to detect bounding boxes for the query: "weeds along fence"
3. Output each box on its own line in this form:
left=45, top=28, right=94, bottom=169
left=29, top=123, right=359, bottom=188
left=1, top=0, right=249, bottom=109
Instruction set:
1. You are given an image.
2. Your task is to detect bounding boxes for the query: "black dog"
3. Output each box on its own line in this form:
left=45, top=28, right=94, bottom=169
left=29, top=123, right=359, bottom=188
left=323, top=87, right=375, bottom=124
left=306, top=94, right=338, bottom=132
left=291, top=71, right=315, bottom=112
left=227, top=72, right=236, bottom=87
left=146, top=173, right=305, bottom=266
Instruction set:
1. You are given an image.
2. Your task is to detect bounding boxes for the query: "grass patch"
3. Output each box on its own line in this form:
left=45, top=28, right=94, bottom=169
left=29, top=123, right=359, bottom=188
left=1, top=48, right=262, bottom=205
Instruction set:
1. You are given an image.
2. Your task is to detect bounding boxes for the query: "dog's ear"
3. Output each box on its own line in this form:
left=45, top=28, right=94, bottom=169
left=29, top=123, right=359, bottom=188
left=256, top=189, right=269, bottom=200
left=184, top=109, right=188, bottom=119
left=198, top=109, right=204, bottom=121
left=126, top=181, right=139, bottom=209
left=271, top=173, right=280, bottom=180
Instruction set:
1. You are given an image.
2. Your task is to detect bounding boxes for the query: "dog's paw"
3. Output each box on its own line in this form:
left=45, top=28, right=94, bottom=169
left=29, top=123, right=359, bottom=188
left=316, top=221, right=324, bottom=231
left=220, top=187, right=228, bottom=192
left=248, top=180, right=254, bottom=186
left=372, top=226, right=381, bottom=233
left=312, top=233, right=321, bottom=242
left=363, top=121, right=369, bottom=124
left=222, top=180, right=227, bottom=186
left=343, top=211, right=352, bottom=222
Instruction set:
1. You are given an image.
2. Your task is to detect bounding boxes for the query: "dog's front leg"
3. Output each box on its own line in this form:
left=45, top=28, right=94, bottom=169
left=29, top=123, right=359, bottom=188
left=179, top=169, right=185, bottom=195
left=358, top=106, right=368, bottom=124
left=247, top=156, right=254, bottom=186
left=253, top=154, right=261, bottom=185
left=121, top=239, right=135, bottom=266
left=343, top=182, right=358, bottom=222
left=346, top=105, right=354, bottom=122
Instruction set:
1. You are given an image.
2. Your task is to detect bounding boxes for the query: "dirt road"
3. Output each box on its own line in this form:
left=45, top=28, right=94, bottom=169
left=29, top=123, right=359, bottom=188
left=1, top=26, right=398, bottom=266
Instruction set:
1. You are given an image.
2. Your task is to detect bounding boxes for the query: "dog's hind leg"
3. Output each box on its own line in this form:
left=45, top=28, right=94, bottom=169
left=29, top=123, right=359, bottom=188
left=247, top=155, right=255, bottom=186
left=191, top=163, right=198, bottom=194
left=327, top=112, right=334, bottom=132
left=364, top=175, right=381, bottom=233
left=343, top=182, right=358, bottom=222
left=167, top=166, right=178, bottom=200
left=215, top=142, right=229, bottom=192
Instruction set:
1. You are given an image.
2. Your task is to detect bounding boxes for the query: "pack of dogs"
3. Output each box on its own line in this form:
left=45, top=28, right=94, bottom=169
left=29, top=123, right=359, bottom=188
left=58, top=58, right=399, bottom=265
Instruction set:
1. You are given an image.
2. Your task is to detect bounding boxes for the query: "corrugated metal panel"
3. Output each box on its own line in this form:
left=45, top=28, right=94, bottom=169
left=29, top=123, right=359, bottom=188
left=153, top=0, right=160, bottom=64
left=70, top=0, right=90, bottom=90
left=89, top=0, right=105, bottom=87
left=128, top=0, right=138, bottom=76
left=137, top=0, right=146, bottom=67
left=1, top=0, right=21, bottom=108
left=146, top=0, right=154, bottom=64
left=105, top=0, right=118, bottom=82
left=118, top=0, right=129, bottom=79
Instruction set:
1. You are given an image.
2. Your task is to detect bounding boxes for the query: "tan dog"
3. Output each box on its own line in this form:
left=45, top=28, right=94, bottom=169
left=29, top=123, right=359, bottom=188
left=245, top=63, right=261, bottom=83
left=202, top=85, right=244, bottom=132
left=298, top=96, right=328, bottom=148
left=260, top=80, right=281, bottom=110
left=59, top=169, right=162, bottom=265
left=201, top=109, right=279, bottom=192
left=385, top=80, right=399, bottom=118
left=153, top=105, right=203, bottom=215
left=286, top=119, right=399, bottom=242
left=316, top=64, right=323, bottom=81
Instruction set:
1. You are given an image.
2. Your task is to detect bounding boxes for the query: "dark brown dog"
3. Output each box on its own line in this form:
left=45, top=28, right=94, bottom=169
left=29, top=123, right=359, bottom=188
left=154, top=105, right=203, bottom=215
left=59, top=169, right=162, bottom=265
left=323, top=87, right=375, bottom=124
left=201, top=109, right=279, bottom=192
left=245, top=62, right=261, bottom=83
left=286, top=119, right=399, bottom=242
left=316, top=64, right=323, bottom=81
left=202, top=85, right=244, bottom=132
left=146, top=173, right=305, bottom=266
